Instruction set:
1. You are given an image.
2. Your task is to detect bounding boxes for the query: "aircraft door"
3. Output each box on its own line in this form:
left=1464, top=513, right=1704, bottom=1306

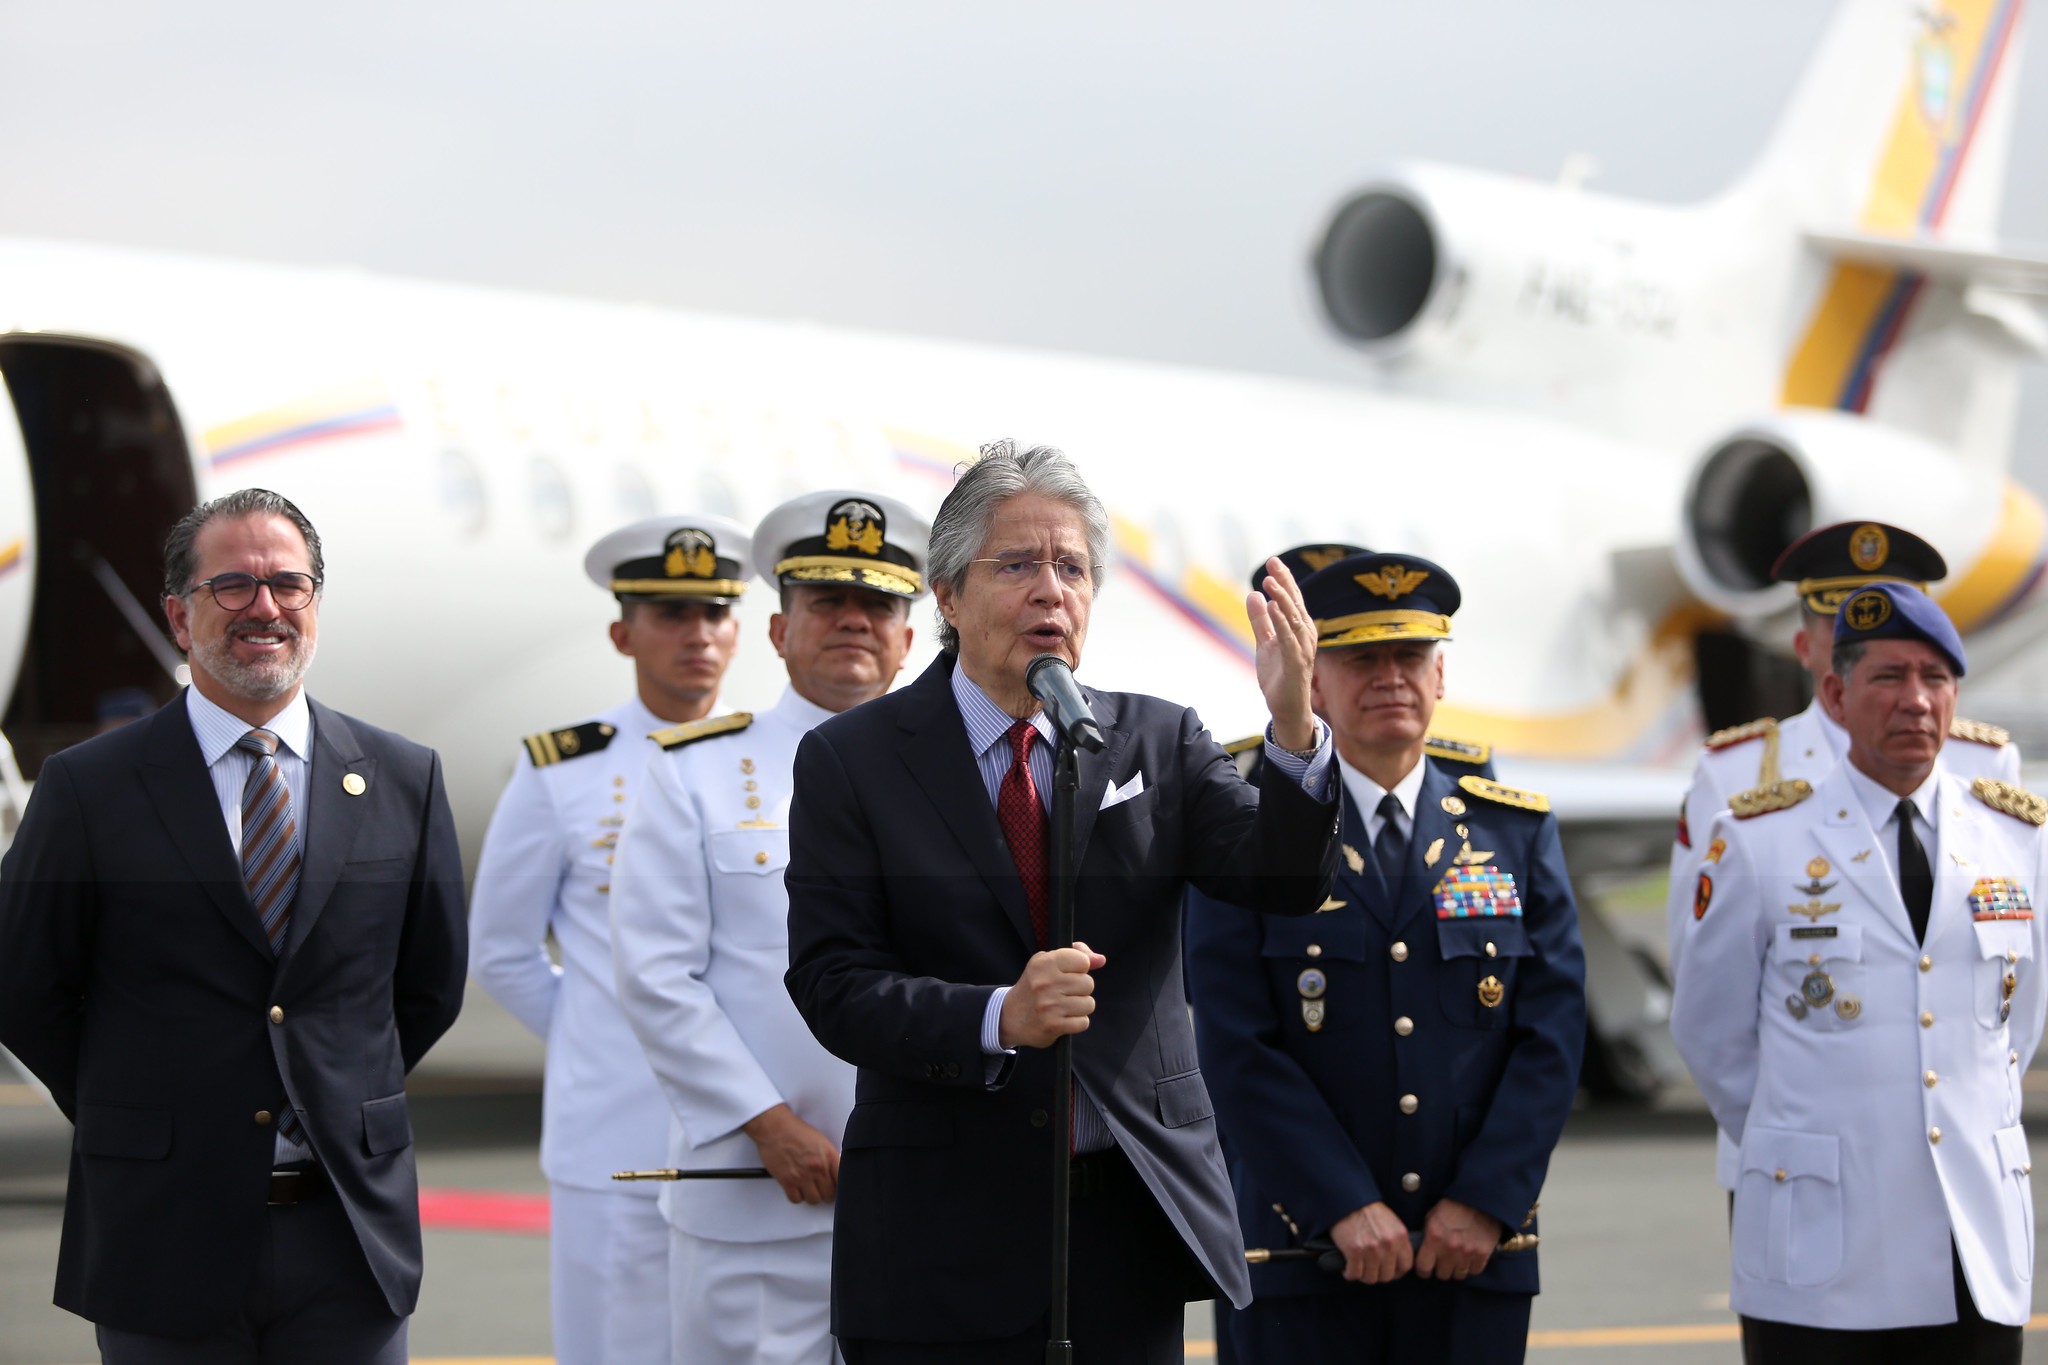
left=0, top=371, right=35, bottom=729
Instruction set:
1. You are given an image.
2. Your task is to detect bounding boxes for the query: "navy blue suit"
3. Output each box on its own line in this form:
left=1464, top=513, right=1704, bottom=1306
left=1187, top=757, right=1585, bottom=1359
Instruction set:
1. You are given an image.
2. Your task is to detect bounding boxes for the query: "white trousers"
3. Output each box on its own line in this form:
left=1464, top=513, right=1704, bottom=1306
left=549, top=1182, right=672, bottom=1365
left=669, top=1225, right=837, bottom=1365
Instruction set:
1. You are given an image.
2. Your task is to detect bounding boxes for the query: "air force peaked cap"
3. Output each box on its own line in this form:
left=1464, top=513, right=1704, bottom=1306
left=584, top=514, right=752, bottom=603
left=752, top=489, right=931, bottom=599
left=1771, top=521, right=1947, bottom=616
left=1302, top=551, right=1460, bottom=649
left=1252, top=542, right=1370, bottom=595
left=1834, top=581, right=1966, bottom=676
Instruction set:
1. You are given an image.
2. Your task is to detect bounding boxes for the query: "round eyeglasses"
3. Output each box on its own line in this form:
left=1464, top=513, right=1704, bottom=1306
left=187, top=571, right=321, bottom=611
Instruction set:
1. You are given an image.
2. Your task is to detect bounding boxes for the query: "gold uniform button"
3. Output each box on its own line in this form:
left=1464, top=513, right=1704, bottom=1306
left=1398, top=1094, right=1419, bottom=1115
left=1924, top=1070, right=1938, bottom=1088
left=754, top=851, right=769, bottom=866
left=1921, top=1011, right=1935, bottom=1028
left=1484, top=942, right=1498, bottom=959
left=254, top=1110, right=273, bottom=1126
left=746, top=796, right=762, bottom=810
left=1930, top=1127, right=1942, bottom=1145
left=2010, top=948, right=2021, bottom=965
left=1773, top=1168, right=1786, bottom=1183
left=1390, top=942, right=1408, bottom=962
left=268, top=1006, right=284, bottom=1024
left=2013, top=1050, right=2022, bottom=1066
left=1306, top=944, right=1323, bottom=958
left=1920, top=955, right=1933, bottom=973
left=1394, top=1016, right=1414, bottom=1037
left=1401, top=1172, right=1421, bottom=1193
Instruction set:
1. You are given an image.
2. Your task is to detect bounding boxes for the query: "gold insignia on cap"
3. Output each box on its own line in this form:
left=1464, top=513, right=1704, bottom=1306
left=1298, top=546, right=1350, bottom=573
left=1849, top=524, right=1890, bottom=572
left=1843, top=589, right=1892, bottom=632
left=825, top=501, right=886, bottom=556
left=342, top=772, right=367, bottom=796
left=1359, top=564, right=1430, bottom=600
left=663, top=527, right=719, bottom=579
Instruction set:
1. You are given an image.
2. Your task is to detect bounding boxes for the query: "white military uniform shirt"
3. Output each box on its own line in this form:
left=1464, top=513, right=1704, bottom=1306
left=1671, top=763, right=2048, bottom=1330
left=469, top=696, right=675, bottom=1192
left=1664, top=701, right=2022, bottom=1188
left=611, top=684, right=855, bottom=1243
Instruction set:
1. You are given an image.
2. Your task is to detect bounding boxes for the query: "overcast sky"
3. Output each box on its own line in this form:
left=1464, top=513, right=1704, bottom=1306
left=3, top=1, right=2044, bottom=463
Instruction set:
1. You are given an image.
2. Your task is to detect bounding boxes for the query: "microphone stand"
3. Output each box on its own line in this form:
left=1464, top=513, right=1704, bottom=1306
left=1045, top=726, right=1080, bottom=1365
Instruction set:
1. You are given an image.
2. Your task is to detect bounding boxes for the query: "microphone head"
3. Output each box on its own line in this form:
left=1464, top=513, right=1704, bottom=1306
left=1025, top=653, right=1070, bottom=690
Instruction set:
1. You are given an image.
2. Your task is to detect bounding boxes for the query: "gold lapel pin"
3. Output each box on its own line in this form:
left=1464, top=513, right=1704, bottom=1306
left=342, top=772, right=367, bottom=796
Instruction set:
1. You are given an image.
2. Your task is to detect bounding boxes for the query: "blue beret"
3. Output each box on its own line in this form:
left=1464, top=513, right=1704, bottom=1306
left=1301, top=552, right=1460, bottom=649
left=1834, top=582, right=1966, bottom=676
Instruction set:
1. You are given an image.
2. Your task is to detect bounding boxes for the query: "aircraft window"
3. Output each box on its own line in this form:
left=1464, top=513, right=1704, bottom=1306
left=1217, top=518, right=1251, bottom=584
left=529, top=456, right=574, bottom=541
left=698, top=473, right=739, bottom=521
left=615, top=465, right=656, bottom=521
left=439, top=448, right=485, bottom=538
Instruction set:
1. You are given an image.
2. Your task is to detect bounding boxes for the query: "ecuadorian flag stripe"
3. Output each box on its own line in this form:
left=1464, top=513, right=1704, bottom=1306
left=203, top=379, right=403, bottom=468
left=1781, top=0, right=2019, bottom=411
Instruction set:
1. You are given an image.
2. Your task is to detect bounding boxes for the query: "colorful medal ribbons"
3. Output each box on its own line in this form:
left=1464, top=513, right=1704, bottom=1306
left=1435, top=865, right=1522, bottom=919
left=1969, top=877, right=2034, bottom=921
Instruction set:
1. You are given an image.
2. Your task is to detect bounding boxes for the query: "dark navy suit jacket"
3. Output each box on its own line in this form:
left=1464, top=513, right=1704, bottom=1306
left=1187, top=757, right=1585, bottom=1299
left=0, top=694, right=467, bottom=1337
left=783, top=652, right=1340, bottom=1342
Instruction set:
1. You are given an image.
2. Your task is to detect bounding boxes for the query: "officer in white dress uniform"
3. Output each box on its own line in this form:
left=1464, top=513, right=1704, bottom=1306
left=612, top=491, right=928, bottom=1365
left=1672, top=582, right=2047, bottom=1364
left=469, top=515, right=751, bottom=1365
left=1664, top=523, right=2022, bottom=1197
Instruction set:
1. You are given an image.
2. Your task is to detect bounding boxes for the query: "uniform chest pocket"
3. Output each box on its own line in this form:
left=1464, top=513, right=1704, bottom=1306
left=708, top=827, right=790, bottom=876
left=706, top=828, right=793, bottom=948
left=1972, top=920, right=2033, bottom=1031
left=1769, top=924, right=1865, bottom=1031
left=1437, top=917, right=1530, bottom=1029
left=1260, top=912, right=1367, bottom=1036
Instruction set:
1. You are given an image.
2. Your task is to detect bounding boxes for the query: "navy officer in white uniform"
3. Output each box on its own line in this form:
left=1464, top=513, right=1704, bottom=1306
left=468, top=514, right=750, bottom=1364
left=1673, top=582, right=2048, bottom=1364
left=611, top=491, right=927, bottom=1365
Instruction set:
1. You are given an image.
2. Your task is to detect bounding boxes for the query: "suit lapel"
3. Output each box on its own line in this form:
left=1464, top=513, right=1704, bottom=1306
left=1810, top=775, right=1916, bottom=951
left=1392, top=763, right=1460, bottom=933
left=281, top=700, right=376, bottom=966
left=140, top=700, right=272, bottom=960
left=1928, top=775, right=1978, bottom=951
left=894, top=657, right=1038, bottom=953
left=1066, top=689, right=1122, bottom=871
left=1334, top=790, right=1390, bottom=926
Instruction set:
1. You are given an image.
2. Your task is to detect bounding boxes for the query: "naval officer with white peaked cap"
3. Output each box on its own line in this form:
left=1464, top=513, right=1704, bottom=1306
left=612, top=490, right=927, bottom=1365
left=469, top=513, right=750, bottom=1365
left=1673, top=583, right=2048, bottom=1363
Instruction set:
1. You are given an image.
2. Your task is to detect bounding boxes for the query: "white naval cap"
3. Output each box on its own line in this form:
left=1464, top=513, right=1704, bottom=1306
left=582, top=513, right=753, bottom=604
left=751, top=490, right=932, bottom=600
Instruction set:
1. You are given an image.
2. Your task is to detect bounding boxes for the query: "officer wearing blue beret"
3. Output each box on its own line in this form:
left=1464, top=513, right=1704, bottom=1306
left=1187, top=552, right=1587, bottom=1362
left=1673, top=582, right=2048, bottom=1361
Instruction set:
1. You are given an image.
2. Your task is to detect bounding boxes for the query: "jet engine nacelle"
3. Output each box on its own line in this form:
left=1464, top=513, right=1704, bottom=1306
left=1676, top=410, right=2018, bottom=623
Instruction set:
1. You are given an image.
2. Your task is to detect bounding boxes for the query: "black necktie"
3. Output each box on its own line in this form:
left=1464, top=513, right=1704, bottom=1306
left=1897, top=798, right=1933, bottom=944
left=1375, top=793, right=1407, bottom=896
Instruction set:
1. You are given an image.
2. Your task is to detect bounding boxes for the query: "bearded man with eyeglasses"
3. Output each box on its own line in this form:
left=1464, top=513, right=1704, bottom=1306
left=0, top=487, right=467, bottom=1365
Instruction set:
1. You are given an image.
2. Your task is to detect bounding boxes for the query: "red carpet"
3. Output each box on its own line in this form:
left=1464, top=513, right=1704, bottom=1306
left=418, top=1187, right=550, bottom=1235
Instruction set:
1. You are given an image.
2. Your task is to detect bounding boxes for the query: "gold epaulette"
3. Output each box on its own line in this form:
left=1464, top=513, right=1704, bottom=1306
left=1705, top=718, right=1776, bottom=750
left=1424, top=732, right=1492, bottom=765
left=1951, top=718, right=2012, bottom=748
left=1973, top=778, right=2048, bottom=826
left=652, top=712, right=753, bottom=751
left=1221, top=733, right=1263, bottom=756
left=524, top=721, right=618, bottom=767
left=1730, top=779, right=1813, bottom=819
left=1458, top=775, right=1549, bottom=813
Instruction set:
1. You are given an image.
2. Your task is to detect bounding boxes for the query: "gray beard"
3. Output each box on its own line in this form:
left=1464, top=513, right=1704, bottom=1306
left=190, top=629, right=316, bottom=703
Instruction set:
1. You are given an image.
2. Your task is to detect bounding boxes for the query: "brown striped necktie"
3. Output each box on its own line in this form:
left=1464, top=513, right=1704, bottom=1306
left=237, top=729, right=301, bottom=955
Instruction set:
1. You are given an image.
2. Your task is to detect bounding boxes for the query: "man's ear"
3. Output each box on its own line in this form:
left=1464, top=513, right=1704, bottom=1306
left=164, top=594, right=192, bottom=654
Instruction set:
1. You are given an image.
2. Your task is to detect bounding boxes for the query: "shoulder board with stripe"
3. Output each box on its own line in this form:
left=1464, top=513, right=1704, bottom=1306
left=523, top=721, right=618, bottom=767
left=1951, top=717, right=2012, bottom=748
left=1705, top=718, right=1776, bottom=750
left=1973, top=778, right=2048, bottom=826
left=1457, top=775, right=1549, bottom=814
left=1424, top=732, right=1492, bottom=765
left=652, top=712, right=754, bottom=751
left=1729, top=779, right=1812, bottom=819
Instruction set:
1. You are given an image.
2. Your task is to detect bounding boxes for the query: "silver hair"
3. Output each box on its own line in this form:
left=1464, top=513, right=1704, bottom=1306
left=928, top=439, right=1110, bottom=654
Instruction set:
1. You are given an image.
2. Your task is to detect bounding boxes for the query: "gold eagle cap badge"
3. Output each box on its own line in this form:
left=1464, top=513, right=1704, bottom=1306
left=1849, top=523, right=1890, bottom=571
left=1359, top=564, right=1430, bottom=600
left=663, top=527, right=719, bottom=579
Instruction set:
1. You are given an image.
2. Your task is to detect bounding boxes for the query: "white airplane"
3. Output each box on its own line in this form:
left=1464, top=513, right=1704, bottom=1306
left=0, top=0, right=2040, bottom=1093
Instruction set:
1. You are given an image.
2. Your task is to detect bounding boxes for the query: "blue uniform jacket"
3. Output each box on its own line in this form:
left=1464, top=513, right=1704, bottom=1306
left=1187, top=757, right=1586, bottom=1298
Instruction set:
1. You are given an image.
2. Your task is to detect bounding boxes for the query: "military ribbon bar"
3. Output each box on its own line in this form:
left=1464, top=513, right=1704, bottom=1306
left=1434, top=866, right=1523, bottom=919
left=1969, top=877, right=2034, bottom=922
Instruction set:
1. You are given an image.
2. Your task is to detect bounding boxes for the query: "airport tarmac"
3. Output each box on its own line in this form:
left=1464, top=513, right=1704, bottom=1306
left=8, top=1037, right=2048, bottom=1364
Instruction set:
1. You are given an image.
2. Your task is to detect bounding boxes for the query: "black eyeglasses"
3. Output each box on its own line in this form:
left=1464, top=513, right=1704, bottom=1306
left=187, top=572, right=321, bottom=611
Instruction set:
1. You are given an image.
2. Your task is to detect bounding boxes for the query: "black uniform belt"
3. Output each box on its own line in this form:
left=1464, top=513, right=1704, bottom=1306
left=268, top=1164, right=328, bottom=1206
left=1068, top=1147, right=1136, bottom=1201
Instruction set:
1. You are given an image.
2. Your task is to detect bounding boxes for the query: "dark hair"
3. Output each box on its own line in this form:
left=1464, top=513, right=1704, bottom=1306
left=162, top=489, right=324, bottom=600
left=1830, top=639, right=1867, bottom=679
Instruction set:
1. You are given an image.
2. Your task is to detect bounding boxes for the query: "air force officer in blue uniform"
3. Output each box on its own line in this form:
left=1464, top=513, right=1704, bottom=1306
left=1187, top=553, right=1587, bottom=1362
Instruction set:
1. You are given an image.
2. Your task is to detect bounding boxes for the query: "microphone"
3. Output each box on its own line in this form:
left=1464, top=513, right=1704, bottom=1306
left=1025, top=655, right=1106, bottom=753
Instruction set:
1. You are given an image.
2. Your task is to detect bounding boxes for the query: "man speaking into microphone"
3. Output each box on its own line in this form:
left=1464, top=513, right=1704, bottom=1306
left=785, top=439, right=1341, bottom=1362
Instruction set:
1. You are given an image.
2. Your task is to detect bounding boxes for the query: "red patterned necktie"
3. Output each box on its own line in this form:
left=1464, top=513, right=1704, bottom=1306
left=998, top=720, right=1050, bottom=948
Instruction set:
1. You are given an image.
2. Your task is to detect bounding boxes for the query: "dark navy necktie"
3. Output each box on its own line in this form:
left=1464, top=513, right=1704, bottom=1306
left=1896, top=798, right=1933, bottom=944
left=1375, top=793, right=1407, bottom=895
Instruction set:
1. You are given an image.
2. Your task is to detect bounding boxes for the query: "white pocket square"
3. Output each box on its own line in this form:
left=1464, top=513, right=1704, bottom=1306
left=1101, top=772, right=1146, bottom=810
